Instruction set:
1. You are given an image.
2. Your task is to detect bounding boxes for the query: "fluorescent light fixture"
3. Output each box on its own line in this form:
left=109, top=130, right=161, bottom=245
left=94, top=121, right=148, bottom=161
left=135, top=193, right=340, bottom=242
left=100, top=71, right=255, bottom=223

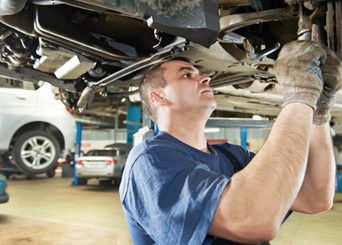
left=252, top=114, right=263, bottom=120
left=204, top=128, right=220, bottom=133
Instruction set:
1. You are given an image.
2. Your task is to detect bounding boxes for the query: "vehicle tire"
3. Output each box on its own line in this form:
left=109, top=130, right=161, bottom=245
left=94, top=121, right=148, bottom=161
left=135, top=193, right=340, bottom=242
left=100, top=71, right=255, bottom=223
left=77, top=178, right=88, bottom=185
left=114, top=167, right=125, bottom=186
left=26, top=174, right=36, bottom=180
left=46, top=169, right=56, bottom=178
left=12, top=130, right=60, bottom=175
left=4, top=173, right=11, bottom=179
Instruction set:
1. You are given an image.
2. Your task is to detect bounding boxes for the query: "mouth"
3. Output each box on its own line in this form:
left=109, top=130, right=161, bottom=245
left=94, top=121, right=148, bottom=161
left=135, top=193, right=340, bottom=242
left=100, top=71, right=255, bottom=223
left=201, top=88, right=214, bottom=94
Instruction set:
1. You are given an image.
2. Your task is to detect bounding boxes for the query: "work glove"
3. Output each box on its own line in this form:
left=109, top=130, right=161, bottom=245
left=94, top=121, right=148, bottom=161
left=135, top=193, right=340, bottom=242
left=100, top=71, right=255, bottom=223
left=274, top=40, right=327, bottom=110
left=313, top=47, right=342, bottom=125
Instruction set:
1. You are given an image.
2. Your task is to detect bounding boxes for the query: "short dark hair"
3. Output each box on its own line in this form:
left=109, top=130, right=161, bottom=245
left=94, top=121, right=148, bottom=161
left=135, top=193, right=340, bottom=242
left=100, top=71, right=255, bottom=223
left=139, top=57, right=190, bottom=121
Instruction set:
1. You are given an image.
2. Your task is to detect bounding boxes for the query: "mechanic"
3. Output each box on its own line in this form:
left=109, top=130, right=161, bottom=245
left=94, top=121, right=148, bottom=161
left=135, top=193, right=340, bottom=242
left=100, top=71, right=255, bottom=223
left=119, top=40, right=342, bottom=244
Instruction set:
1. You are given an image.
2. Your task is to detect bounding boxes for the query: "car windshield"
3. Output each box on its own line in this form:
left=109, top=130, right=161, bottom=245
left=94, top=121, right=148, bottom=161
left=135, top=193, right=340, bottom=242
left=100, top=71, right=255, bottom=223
left=85, top=149, right=117, bottom=157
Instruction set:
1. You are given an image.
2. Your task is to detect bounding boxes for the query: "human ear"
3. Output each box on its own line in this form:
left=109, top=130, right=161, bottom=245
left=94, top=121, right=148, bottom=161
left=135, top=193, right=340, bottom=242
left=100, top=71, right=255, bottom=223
left=149, top=91, right=166, bottom=106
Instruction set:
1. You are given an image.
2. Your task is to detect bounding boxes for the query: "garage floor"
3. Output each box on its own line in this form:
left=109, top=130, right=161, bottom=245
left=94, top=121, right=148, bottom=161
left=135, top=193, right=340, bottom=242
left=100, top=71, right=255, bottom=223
left=0, top=169, right=341, bottom=245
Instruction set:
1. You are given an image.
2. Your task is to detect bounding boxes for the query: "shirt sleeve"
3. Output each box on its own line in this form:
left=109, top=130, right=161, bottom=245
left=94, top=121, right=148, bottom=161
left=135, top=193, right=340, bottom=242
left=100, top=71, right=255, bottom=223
left=216, top=142, right=255, bottom=169
left=122, top=145, right=230, bottom=245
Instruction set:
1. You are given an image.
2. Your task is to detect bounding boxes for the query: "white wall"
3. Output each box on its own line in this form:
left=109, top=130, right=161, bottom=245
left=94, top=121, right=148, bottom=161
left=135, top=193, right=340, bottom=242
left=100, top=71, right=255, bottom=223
left=81, top=128, right=127, bottom=152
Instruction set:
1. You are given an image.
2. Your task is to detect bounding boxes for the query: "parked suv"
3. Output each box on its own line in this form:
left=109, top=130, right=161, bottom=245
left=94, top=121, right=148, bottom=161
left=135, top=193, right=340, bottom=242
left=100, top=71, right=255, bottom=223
left=0, top=79, right=76, bottom=176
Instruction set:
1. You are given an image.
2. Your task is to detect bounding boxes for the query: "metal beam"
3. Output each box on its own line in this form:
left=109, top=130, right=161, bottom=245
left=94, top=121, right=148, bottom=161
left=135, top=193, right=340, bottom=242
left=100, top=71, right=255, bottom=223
left=74, top=116, right=114, bottom=128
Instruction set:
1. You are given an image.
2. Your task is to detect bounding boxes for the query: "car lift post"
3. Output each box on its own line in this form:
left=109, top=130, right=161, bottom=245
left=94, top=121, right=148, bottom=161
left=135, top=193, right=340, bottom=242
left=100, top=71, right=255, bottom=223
left=240, top=127, right=248, bottom=150
left=153, top=122, right=159, bottom=135
left=73, top=121, right=82, bottom=186
left=127, top=104, right=141, bottom=145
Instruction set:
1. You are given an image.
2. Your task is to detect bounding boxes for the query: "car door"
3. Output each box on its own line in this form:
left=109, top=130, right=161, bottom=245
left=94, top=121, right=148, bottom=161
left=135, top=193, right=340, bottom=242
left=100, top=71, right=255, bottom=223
left=0, top=80, right=37, bottom=146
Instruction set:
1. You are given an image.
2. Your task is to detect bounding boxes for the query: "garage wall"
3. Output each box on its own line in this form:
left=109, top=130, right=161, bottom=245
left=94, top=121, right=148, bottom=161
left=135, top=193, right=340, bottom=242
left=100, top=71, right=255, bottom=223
left=81, top=127, right=271, bottom=153
left=81, top=129, right=127, bottom=152
left=205, top=127, right=271, bottom=152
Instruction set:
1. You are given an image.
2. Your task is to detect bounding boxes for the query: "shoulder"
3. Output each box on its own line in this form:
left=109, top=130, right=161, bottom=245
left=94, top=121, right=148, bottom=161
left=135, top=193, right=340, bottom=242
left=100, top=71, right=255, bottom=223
left=121, top=137, right=193, bottom=190
left=212, top=142, right=255, bottom=165
left=119, top=136, right=198, bottom=203
left=129, top=136, right=192, bottom=167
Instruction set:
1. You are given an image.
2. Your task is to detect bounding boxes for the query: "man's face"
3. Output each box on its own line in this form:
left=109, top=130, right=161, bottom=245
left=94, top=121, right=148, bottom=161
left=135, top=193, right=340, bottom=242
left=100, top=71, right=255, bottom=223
left=159, top=60, right=217, bottom=113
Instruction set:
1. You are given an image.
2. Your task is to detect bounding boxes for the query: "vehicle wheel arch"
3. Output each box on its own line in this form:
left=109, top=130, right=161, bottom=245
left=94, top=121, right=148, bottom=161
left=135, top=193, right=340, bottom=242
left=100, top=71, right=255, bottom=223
left=9, top=121, right=65, bottom=152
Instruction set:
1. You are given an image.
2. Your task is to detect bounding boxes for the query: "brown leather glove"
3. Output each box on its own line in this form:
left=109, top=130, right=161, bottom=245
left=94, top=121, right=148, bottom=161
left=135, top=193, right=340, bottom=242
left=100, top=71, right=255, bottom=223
left=313, top=47, right=342, bottom=125
left=274, top=40, right=327, bottom=110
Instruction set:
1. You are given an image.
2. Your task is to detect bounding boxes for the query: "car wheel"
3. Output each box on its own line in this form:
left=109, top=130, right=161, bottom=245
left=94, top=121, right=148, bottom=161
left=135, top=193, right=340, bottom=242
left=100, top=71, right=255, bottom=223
left=114, top=167, right=125, bottom=186
left=26, top=174, right=36, bottom=180
left=12, top=130, right=60, bottom=175
left=46, top=169, right=56, bottom=178
left=77, top=178, right=88, bottom=185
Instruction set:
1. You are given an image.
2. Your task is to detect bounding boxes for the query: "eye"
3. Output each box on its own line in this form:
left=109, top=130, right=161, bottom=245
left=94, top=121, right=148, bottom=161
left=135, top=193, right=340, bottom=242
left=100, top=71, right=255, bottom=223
left=182, top=73, right=191, bottom=78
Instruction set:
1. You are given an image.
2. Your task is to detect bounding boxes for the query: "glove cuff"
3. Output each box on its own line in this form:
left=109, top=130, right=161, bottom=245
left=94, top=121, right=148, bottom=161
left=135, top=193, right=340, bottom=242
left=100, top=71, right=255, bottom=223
left=281, top=88, right=321, bottom=110
left=313, top=109, right=331, bottom=125
left=313, top=92, right=336, bottom=125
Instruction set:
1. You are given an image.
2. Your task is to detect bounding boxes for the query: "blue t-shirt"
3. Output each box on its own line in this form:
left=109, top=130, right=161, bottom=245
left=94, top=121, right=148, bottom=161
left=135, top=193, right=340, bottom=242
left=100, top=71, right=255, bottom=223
left=119, top=131, right=254, bottom=244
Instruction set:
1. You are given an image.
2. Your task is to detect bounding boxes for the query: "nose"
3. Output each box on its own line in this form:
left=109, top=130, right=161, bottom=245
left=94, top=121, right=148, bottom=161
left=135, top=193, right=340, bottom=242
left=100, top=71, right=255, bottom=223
left=198, top=74, right=211, bottom=84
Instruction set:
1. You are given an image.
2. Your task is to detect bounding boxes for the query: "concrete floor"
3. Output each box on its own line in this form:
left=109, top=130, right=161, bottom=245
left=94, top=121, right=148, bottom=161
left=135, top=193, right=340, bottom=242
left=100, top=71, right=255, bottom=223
left=0, top=169, right=341, bottom=245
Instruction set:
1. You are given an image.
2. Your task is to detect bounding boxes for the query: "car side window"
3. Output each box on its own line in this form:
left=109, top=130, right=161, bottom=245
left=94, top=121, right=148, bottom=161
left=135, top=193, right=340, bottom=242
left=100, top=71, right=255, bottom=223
left=0, top=78, right=38, bottom=90
left=0, top=78, right=14, bottom=88
left=113, top=150, right=119, bottom=157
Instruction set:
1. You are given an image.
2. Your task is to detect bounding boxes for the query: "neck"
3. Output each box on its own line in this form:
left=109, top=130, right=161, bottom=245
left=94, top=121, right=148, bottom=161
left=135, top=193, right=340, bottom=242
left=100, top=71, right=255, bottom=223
left=158, top=112, right=209, bottom=151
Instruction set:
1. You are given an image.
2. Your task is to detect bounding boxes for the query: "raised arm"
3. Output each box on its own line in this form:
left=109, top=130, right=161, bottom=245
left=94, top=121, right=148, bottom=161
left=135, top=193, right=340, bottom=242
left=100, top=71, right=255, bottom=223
left=292, top=47, right=342, bottom=213
left=209, top=41, right=327, bottom=243
left=209, top=104, right=313, bottom=243
left=291, top=123, right=335, bottom=213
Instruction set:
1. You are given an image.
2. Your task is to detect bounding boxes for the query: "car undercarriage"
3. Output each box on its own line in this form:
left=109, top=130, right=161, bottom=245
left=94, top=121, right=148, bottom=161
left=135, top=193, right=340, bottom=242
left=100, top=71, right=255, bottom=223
left=0, top=0, right=341, bottom=138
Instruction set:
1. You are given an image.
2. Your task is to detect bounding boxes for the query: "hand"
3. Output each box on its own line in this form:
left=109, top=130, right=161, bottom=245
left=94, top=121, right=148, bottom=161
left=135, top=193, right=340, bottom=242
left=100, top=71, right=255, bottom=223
left=313, top=47, right=342, bottom=125
left=274, top=40, right=327, bottom=110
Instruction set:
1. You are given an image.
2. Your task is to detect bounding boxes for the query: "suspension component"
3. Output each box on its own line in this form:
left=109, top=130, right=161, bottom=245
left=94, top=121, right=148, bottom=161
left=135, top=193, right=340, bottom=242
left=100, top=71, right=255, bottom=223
left=327, top=0, right=342, bottom=53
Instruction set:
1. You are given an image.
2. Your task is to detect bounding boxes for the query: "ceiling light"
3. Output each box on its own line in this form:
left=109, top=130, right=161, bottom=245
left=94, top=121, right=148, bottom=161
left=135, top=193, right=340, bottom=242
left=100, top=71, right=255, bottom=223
left=204, top=128, right=220, bottom=133
left=252, top=115, right=262, bottom=120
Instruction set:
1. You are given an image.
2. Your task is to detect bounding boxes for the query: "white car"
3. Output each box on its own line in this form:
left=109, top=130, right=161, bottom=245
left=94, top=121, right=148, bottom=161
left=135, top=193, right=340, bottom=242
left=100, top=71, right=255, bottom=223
left=76, top=143, right=132, bottom=185
left=0, top=79, right=76, bottom=176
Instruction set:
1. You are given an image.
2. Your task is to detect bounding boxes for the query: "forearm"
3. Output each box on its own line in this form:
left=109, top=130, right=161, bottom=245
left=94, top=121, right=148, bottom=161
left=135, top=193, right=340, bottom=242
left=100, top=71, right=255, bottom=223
left=292, top=122, right=336, bottom=213
left=231, top=104, right=311, bottom=222
left=210, top=103, right=313, bottom=242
